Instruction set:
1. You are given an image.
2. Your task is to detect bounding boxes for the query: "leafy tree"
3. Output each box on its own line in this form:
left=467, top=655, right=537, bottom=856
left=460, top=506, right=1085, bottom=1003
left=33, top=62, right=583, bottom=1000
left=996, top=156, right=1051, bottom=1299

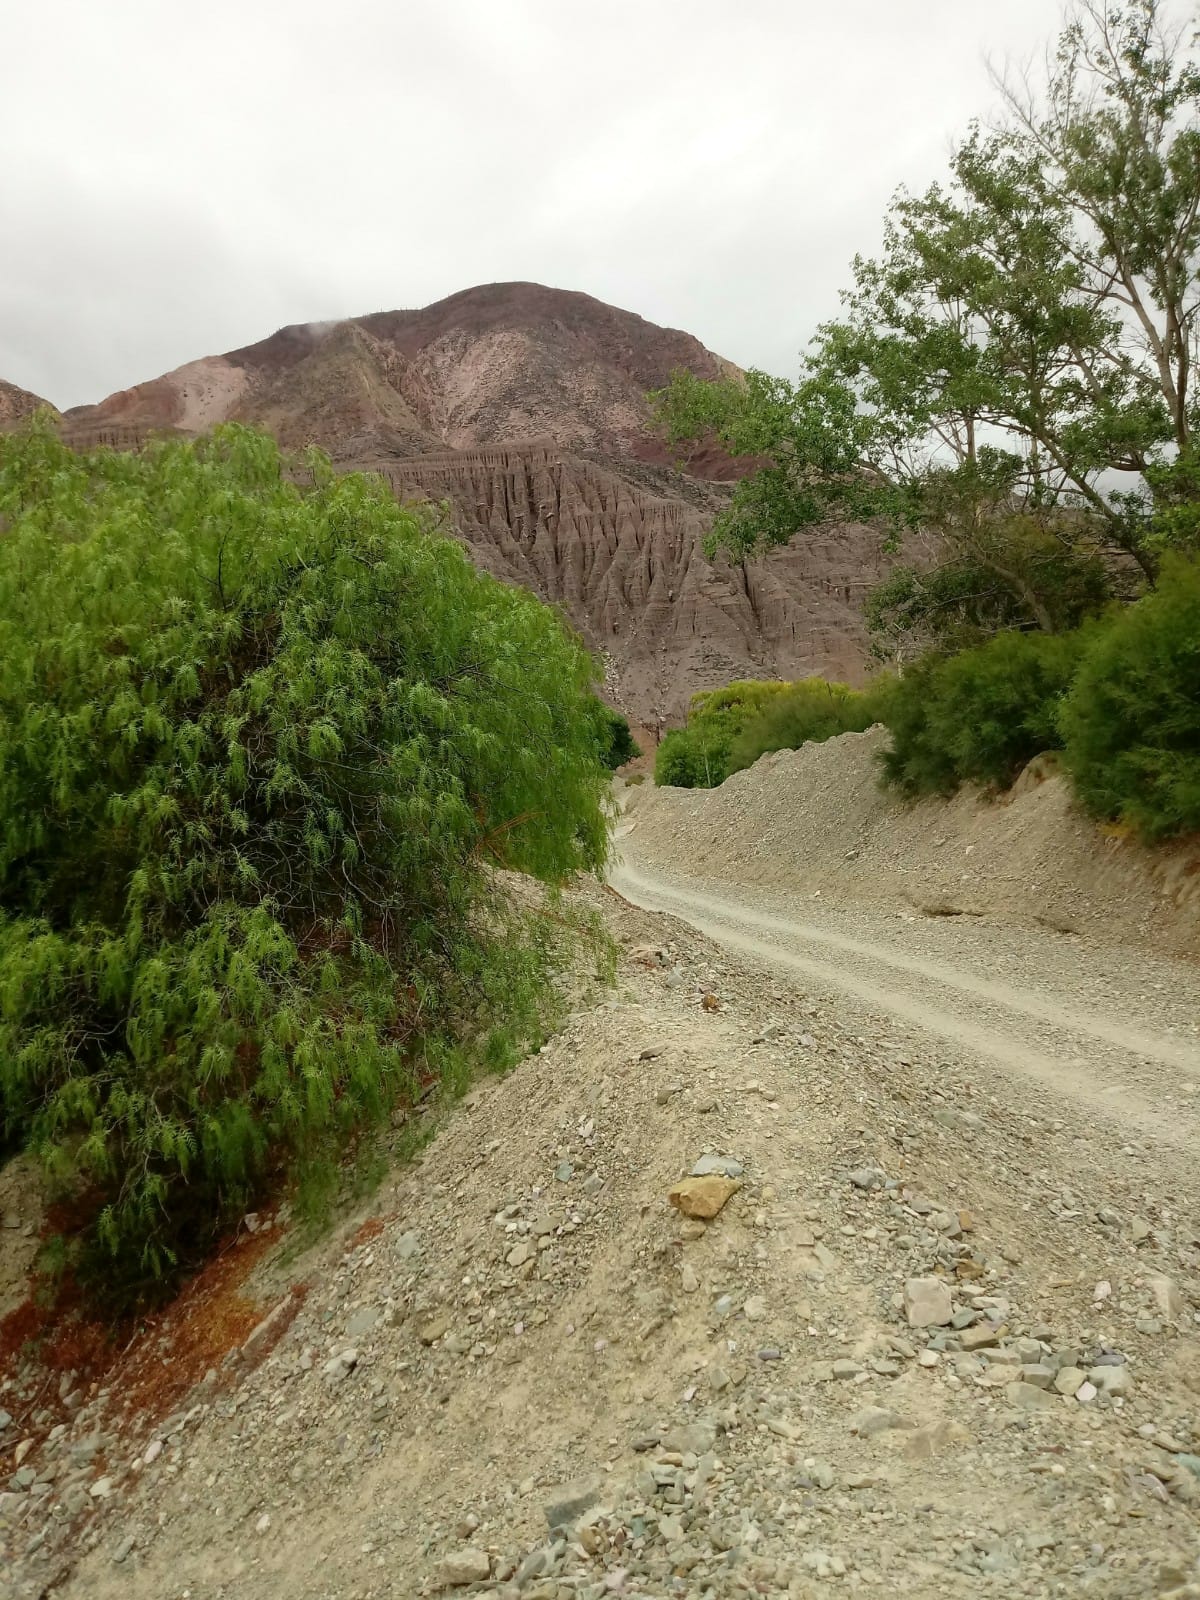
left=875, top=627, right=1095, bottom=795
left=727, top=679, right=875, bottom=773
left=0, top=423, right=610, bottom=1299
left=596, top=706, right=642, bottom=770
left=653, top=1, right=1200, bottom=649
left=1060, top=554, right=1200, bottom=838
left=653, top=680, right=791, bottom=787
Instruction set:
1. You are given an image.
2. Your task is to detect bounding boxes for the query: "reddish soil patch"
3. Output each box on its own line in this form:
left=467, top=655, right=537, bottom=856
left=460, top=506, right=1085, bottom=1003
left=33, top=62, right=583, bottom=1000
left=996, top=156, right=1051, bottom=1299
left=348, top=1212, right=393, bottom=1249
left=0, top=1221, right=293, bottom=1443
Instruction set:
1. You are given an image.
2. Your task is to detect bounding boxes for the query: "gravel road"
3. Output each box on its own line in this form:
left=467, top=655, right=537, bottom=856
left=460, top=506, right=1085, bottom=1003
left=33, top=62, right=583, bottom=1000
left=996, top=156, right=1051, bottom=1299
left=610, top=831, right=1200, bottom=1162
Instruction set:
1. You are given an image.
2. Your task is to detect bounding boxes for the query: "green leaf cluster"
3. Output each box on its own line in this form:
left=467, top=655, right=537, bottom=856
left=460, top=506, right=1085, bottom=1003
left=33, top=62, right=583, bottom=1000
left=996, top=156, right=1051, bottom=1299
left=654, top=680, right=792, bottom=787
left=874, top=552, right=1200, bottom=840
left=727, top=681, right=876, bottom=775
left=874, top=629, right=1095, bottom=796
left=0, top=423, right=610, bottom=1298
left=654, top=678, right=873, bottom=788
left=1060, top=555, right=1200, bottom=838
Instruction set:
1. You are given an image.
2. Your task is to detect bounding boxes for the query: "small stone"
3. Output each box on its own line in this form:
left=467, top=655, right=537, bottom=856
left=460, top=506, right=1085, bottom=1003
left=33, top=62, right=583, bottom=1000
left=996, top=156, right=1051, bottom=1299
left=1089, top=1364, right=1132, bottom=1397
left=1075, top=1380, right=1098, bottom=1403
left=255, top=1513, right=271, bottom=1535
left=544, top=1477, right=601, bottom=1530
left=112, top=1535, right=134, bottom=1564
left=1147, top=1274, right=1185, bottom=1321
left=680, top=1264, right=700, bottom=1294
left=847, top=1167, right=884, bottom=1190
left=418, top=1312, right=453, bottom=1346
left=832, top=1358, right=862, bottom=1380
left=1054, top=1366, right=1086, bottom=1396
left=395, top=1230, right=422, bottom=1260
left=958, top=1323, right=1000, bottom=1351
left=437, top=1548, right=492, bottom=1586
left=694, top=1095, right=718, bottom=1114
left=661, top=1420, right=718, bottom=1455
left=904, top=1277, right=953, bottom=1328
left=679, top=1219, right=707, bottom=1242
left=506, top=1240, right=533, bottom=1268
left=918, top=1349, right=940, bottom=1368
left=690, top=1154, right=744, bottom=1179
left=743, top=1294, right=767, bottom=1322
left=852, top=1407, right=905, bottom=1437
left=668, top=1176, right=738, bottom=1220
left=1019, top=1363, right=1056, bottom=1389
left=345, top=1306, right=379, bottom=1340
left=555, top=1161, right=574, bottom=1183
left=639, top=1046, right=665, bottom=1061
left=1130, top=1216, right=1152, bottom=1243
left=89, top=1477, right=114, bottom=1500
left=1005, top=1381, right=1055, bottom=1412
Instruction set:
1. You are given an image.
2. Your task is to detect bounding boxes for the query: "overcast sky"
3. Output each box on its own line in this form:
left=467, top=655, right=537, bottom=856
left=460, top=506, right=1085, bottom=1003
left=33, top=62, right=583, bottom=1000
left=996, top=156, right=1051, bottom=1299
left=4, top=0, right=1061, bottom=409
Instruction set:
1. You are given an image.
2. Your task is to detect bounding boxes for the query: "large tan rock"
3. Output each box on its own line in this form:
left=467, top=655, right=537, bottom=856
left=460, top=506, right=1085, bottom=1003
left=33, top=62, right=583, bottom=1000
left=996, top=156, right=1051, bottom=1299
left=668, top=1175, right=739, bottom=1220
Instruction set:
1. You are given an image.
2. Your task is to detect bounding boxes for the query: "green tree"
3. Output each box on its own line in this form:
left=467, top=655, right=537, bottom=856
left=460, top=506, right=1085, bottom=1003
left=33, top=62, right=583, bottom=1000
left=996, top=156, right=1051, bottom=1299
left=653, top=680, right=791, bottom=787
left=596, top=706, right=642, bottom=770
left=654, top=1, right=1200, bottom=650
left=0, top=423, right=610, bottom=1298
left=1060, top=554, right=1200, bottom=838
left=727, top=679, right=875, bottom=774
left=875, top=627, right=1095, bottom=795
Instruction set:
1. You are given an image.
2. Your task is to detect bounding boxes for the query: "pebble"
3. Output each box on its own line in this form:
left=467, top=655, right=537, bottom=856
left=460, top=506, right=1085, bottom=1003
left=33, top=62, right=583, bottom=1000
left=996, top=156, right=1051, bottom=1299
left=437, top=1548, right=492, bottom=1586
left=1005, top=1381, right=1056, bottom=1412
left=1054, top=1366, right=1086, bottom=1396
left=690, top=1154, right=744, bottom=1179
left=418, top=1312, right=453, bottom=1346
left=904, top=1276, right=953, bottom=1328
left=544, top=1477, right=601, bottom=1530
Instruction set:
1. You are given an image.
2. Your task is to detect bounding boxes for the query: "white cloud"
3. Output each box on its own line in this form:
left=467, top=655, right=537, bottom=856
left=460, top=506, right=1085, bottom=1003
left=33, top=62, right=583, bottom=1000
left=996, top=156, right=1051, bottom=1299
left=2, top=0, right=1059, bottom=407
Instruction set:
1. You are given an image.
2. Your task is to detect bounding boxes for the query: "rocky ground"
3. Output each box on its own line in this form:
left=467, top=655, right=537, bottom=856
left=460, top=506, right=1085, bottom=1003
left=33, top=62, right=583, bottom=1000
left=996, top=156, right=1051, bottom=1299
left=3, top=858, right=1199, bottom=1599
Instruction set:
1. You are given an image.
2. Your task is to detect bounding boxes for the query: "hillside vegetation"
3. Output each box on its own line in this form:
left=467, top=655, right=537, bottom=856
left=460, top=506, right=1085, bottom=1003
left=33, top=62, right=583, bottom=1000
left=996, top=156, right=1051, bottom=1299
left=0, top=423, right=612, bottom=1301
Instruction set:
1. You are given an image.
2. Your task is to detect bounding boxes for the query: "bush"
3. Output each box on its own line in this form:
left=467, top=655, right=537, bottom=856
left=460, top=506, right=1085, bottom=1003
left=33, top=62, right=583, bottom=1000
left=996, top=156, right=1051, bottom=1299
left=596, top=706, right=641, bottom=770
left=876, top=628, right=1093, bottom=796
left=728, top=679, right=874, bottom=773
left=1060, top=556, right=1200, bottom=839
left=0, top=423, right=610, bottom=1298
left=653, top=680, right=791, bottom=787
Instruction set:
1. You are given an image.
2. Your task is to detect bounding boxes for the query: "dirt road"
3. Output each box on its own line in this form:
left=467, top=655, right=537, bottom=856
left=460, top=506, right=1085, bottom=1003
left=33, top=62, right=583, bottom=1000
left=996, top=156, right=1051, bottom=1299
left=611, top=831, right=1200, bottom=1161
left=12, top=864, right=1200, bottom=1599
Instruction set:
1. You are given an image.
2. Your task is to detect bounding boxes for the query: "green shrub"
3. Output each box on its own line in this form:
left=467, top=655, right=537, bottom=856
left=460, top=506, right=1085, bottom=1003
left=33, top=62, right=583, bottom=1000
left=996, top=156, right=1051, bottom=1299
left=654, top=680, right=790, bottom=787
left=1060, top=556, right=1200, bottom=839
left=877, top=628, right=1093, bottom=796
left=728, top=678, right=874, bottom=773
left=596, top=706, right=641, bottom=770
left=0, top=423, right=609, bottom=1298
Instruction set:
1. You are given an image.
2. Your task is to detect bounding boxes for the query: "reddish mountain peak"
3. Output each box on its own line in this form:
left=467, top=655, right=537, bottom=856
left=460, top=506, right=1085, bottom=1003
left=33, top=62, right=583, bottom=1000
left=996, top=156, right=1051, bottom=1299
left=0, top=378, right=55, bottom=427
left=13, top=286, right=895, bottom=721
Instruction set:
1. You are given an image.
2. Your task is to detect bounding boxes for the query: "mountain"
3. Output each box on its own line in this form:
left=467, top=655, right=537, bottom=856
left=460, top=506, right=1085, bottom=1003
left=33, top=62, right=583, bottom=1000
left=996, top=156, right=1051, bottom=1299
left=21, top=284, right=905, bottom=724
left=0, top=378, right=54, bottom=427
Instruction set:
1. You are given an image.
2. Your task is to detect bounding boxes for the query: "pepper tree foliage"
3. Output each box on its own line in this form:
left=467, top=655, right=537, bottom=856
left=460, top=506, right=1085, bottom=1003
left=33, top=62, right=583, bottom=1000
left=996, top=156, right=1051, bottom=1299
left=653, top=1, right=1200, bottom=656
left=0, top=422, right=610, bottom=1296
